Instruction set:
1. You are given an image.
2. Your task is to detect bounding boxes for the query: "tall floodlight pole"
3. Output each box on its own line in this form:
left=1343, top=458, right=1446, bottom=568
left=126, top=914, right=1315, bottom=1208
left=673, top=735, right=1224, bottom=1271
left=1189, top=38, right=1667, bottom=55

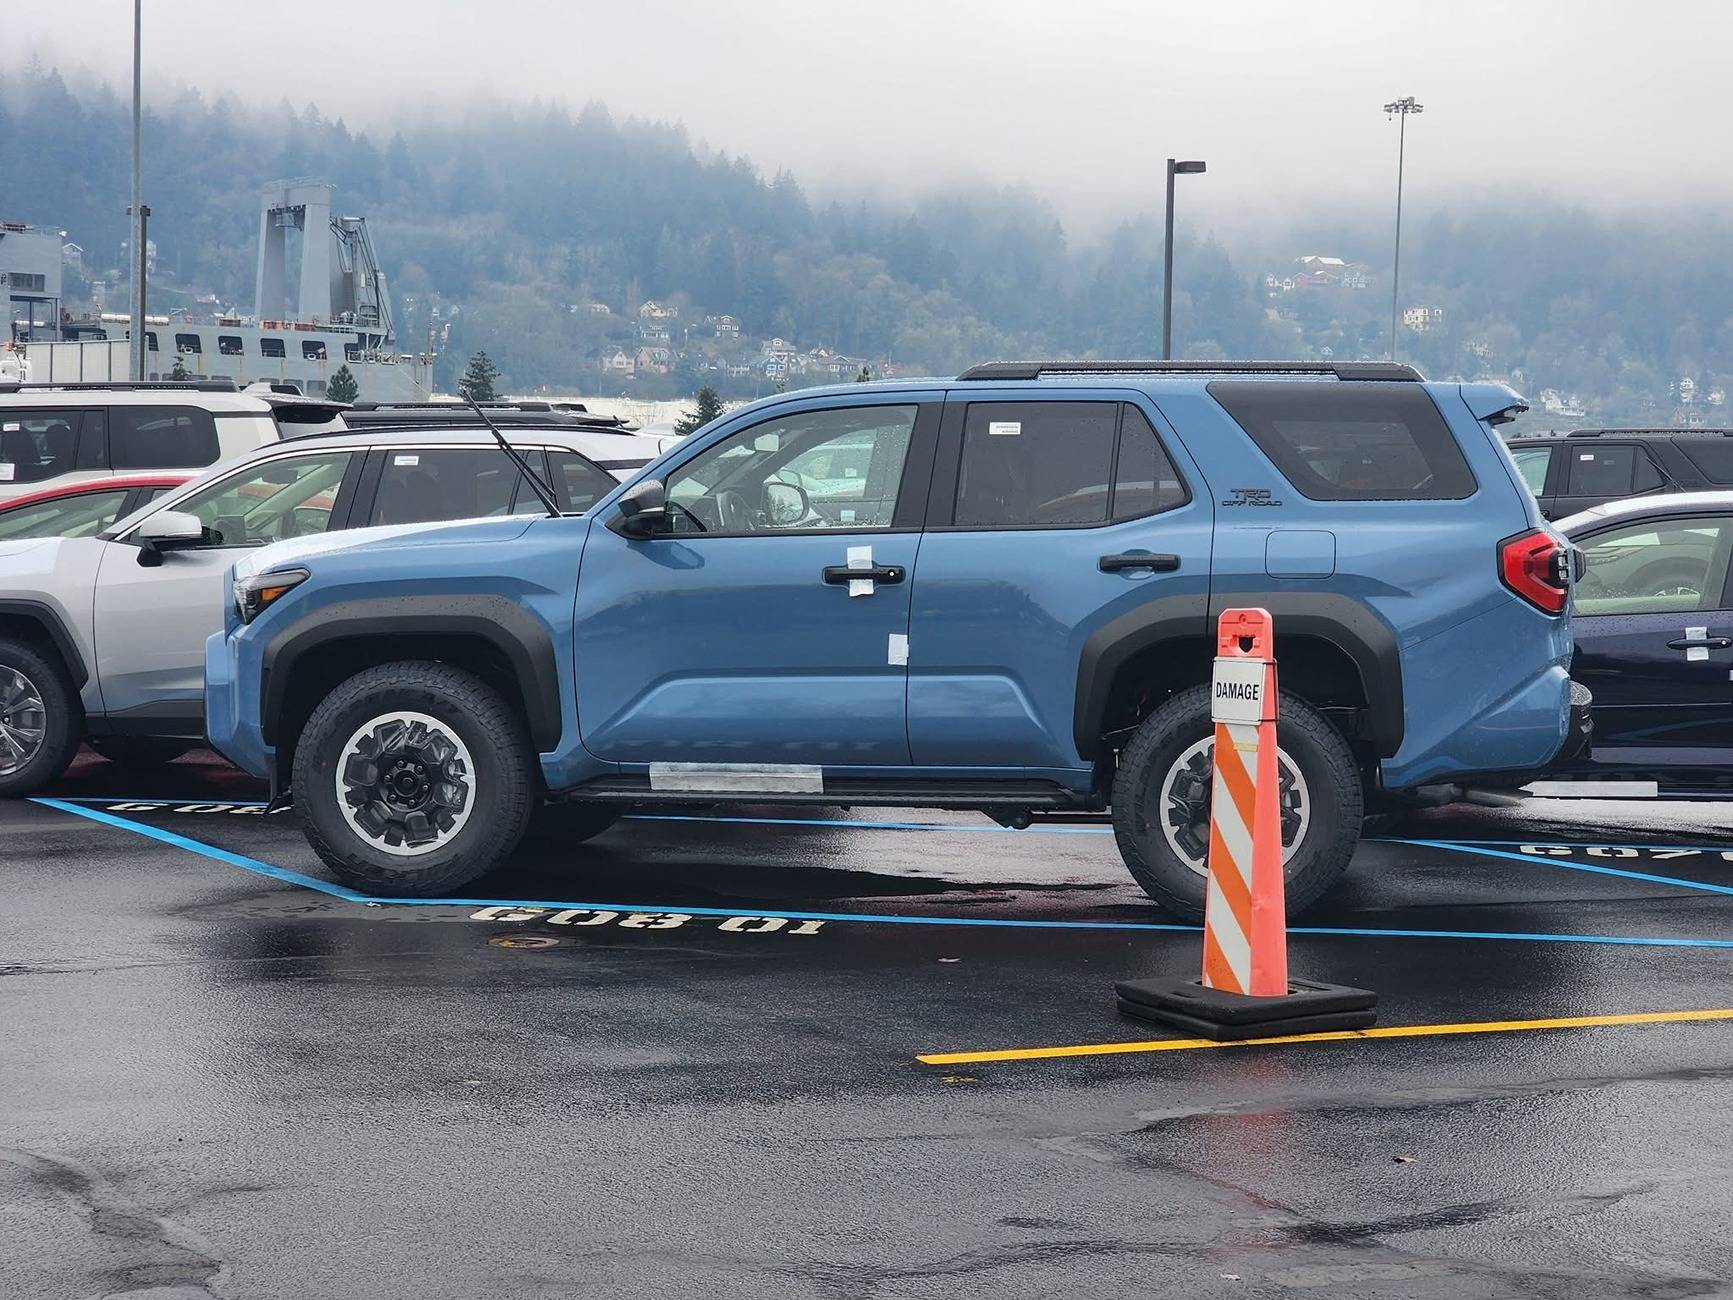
left=127, top=0, right=146, bottom=381
left=1384, top=96, right=1422, bottom=362
left=1161, top=158, right=1206, bottom=359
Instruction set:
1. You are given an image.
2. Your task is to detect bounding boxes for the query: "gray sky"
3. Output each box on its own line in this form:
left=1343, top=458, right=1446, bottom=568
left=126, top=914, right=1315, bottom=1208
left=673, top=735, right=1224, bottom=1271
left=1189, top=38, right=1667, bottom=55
left=13, top=0, right=1732, bottom=234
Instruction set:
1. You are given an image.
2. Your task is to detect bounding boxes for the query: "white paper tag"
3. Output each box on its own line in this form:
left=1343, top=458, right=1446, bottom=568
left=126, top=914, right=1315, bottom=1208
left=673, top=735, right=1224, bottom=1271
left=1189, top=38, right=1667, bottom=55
left=1, top=422, right=18, bottom=432
left=839, top=508, right=855, bottom=523
left=847, top=546, right=872, bottom=569
left=988, top=421, right=1021, bottom=437
left=1687, top=625, right=1709, bottom=661
left=0, top=463, right=13, bottom=482
left=1578, top=453, right=1595, bottom=461
left=849, top=579, right=873, bottom=597
left=394, top=453, right=420, bottom=466
left=1210, top=657, right=1267, bottom=724
left=888, top=633, right=909, bottom=666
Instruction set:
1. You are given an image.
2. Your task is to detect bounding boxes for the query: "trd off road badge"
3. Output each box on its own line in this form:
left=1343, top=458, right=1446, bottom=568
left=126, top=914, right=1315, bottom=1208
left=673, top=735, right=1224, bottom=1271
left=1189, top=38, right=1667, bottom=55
left=1222, top=487, right=1282, bottom=508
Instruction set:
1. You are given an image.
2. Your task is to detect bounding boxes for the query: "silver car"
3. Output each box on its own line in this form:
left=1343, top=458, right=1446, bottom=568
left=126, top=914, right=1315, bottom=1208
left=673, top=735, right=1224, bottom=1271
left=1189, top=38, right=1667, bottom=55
left=0, top=423, right=656, bottom=794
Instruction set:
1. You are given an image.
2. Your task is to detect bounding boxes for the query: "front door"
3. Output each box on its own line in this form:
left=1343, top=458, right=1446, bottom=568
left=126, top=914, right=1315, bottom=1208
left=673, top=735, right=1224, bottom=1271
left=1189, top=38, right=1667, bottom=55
left=92, top=448, right=357, bottom=727
left=1571, top=511, right=1733, bottom=768
left=907, top=395, right=1214, bottom=771
left=574, top=398, right=939, bottom=768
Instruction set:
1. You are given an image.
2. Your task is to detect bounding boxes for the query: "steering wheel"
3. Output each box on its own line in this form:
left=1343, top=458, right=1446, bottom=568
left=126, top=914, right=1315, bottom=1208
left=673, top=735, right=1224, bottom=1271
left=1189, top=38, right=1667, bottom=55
left=715, top=488, right=752, bottom=532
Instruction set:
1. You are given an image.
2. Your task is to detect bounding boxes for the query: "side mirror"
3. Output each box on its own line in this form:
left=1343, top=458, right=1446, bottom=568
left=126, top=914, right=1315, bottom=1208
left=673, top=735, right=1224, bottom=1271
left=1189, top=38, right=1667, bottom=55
left=606, top=477, right=668, bottom=539
left=763, top=479, right=809, bottom=528
left=134, top=509, right=205, bottom=567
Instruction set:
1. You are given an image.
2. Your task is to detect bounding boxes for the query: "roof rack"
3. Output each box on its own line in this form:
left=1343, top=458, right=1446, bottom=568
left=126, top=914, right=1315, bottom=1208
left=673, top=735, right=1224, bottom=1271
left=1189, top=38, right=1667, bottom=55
left=955, top=360, right=1422, bottom=382
left=0, top=378, right=242, bottom=394
left=1564, top=427, right=1733, bottom=439
left=350, top=400, right=561, bottom=412
left=340, top=407, right=636, bottom=432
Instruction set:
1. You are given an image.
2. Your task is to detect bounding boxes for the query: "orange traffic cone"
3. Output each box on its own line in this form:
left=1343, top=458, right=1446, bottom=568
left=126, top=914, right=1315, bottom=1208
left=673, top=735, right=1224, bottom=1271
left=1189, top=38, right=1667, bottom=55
left=1116, top=607, right=1376, bottom=1040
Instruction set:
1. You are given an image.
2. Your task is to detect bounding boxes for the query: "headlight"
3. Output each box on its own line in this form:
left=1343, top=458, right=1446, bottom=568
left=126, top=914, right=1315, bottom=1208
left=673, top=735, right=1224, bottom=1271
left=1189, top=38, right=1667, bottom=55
left=234, top=568, right=310, bottom=624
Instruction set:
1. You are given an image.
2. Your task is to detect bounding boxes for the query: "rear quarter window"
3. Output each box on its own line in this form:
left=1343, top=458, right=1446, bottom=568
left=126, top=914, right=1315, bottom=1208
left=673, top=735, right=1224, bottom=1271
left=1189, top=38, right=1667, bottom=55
left=1208, top=381, right=1477, bottom=501
left=1676, top=439, right=1733, bottom=486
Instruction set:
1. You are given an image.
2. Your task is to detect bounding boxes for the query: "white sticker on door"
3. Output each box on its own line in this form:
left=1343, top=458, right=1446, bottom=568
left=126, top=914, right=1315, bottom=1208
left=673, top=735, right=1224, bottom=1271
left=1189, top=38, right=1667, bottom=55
left=988, top=421, right=1021, bottom=437
left=0, top=463, right=13, bottom=482
left=888, top=633, right=909, bottom=666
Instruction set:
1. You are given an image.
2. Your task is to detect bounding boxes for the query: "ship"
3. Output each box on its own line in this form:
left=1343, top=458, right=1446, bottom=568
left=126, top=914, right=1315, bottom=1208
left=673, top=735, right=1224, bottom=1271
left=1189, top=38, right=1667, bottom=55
left=15, top=180, right=433, bottom=401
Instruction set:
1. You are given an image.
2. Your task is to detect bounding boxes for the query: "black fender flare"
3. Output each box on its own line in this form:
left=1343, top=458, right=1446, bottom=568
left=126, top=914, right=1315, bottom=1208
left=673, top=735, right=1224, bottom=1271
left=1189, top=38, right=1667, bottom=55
left=0, top=598, right=90, bottom=688
left=1074, top=591, right=1403, bottom=760
left=259, top=595, right=563, bottom=751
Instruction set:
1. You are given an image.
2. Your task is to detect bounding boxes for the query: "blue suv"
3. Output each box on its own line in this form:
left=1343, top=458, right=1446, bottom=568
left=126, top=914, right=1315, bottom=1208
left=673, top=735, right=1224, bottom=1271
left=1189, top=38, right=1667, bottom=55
left=205, top=361, right=1585, bottom=919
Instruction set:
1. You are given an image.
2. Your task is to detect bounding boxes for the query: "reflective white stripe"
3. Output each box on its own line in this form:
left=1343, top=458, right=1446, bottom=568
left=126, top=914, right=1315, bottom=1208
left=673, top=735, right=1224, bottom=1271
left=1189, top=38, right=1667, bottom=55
left=1225, top=721, right=1261, bottom=751
left=1205, top=874, right=1252, bottom=988
left=1210, top=759, right=1254, bottom=887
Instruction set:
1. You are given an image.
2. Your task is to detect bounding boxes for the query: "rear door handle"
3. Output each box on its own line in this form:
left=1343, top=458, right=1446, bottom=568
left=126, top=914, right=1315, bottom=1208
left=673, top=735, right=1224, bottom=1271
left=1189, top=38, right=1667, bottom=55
left=823, top=564, right=904, bottom=585
left=1099, top=552, right=1180, bottom=573
left=1667, top=636, right=1732, bottom=650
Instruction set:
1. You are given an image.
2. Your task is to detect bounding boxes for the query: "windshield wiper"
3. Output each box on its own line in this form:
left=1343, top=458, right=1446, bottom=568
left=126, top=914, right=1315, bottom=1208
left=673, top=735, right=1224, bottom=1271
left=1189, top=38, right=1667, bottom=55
left=465, top=398, right=562, bottom=518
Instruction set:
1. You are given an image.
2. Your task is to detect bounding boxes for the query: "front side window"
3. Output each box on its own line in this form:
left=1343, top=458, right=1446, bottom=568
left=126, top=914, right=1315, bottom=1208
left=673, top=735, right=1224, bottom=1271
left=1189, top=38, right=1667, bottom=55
left=0, top=489, right=132, bottom=540
left=110, top=406, right=221, bottom=470
left=548, top=452, right=619, bottom=515
left=1210, top=381, right=1476, bottom=501
left=1510, top=446, right=1552, bottom=496
left=1574, top=516, right=1733, bottom=616
left=164, top=451, right=352, bottom=547
left=368, top=449, right=519, bottom=526
left=666, top=405, right=917, bottom=533
left=0, top=410, right=92, bottom=485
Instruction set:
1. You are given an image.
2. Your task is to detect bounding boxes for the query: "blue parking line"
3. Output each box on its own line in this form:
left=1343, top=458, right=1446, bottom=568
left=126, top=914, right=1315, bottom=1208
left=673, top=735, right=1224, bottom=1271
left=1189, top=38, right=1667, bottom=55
left=1387, top=837, right=1733, bottom=897
left=31, top=797, right=1733, bottom=950
left=1408, top=837, right=1733, bottom=855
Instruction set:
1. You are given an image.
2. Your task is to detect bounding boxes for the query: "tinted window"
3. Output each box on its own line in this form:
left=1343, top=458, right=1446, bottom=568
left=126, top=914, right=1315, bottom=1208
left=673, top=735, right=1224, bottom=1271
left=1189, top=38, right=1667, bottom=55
left=0, top=489, right=132, bottom=540
left=956, top=401, right=1118, bottom=527
left=549, top=452, right=618, bottom=515
left=260, top=337, right=286, bottom=359
left=0, top=410, right=86, bottom=484
left=174, top=333, right=201, bottom=354
left=1677, top=439, right=1733, bottom=485
left=1566, top=445, right=1637, bottom=497
left=1210, top=382, right=1476, bottom=501
left=218, top=335, right=244, bottom=356
left=171, top=452, right=352, bottom=547
left=369, top=449, right=519, bottom=526
left=1111, top=405, right=1188, bottom=520
left=1510, top=446, right=1552, bottom=495
left=668, top=405, right=917, bottom=533
left=1575, top=516, right=1733, bottom=616
left=303, top=340, right=328, bottom=361
left=110, top=406, right=221, bottom=470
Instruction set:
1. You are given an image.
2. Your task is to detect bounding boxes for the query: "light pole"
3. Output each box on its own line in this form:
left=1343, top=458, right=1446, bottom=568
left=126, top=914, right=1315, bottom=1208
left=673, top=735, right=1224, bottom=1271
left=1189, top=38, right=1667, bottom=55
left=128, top=0, right=146, bottom=381
left=1383, top=96, right=1422, bottom=362
left=1161, top=158, right=1206, bottom=360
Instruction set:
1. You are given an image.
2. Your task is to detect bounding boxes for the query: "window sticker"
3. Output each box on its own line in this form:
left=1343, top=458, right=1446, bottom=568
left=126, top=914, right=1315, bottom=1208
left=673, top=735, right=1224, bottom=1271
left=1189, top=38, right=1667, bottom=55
left=0, top=464, right=13, bottom=482
left=988, top=421, right=1022, bottom=437
left=393, top=454, right=420, bottom=467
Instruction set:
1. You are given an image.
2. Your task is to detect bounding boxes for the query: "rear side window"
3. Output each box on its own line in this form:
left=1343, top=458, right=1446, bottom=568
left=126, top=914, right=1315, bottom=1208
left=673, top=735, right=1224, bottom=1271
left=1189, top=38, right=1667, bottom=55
left=548, top=452, right=618, bottom=514
left=1209, top=381, right=1476, bottom=501
left=954, top=401, right=1185, bottom=527
left=368, top=448, right=519, bottom=526
left=0, top=409, right=92, bottom=484
left=1565, top=444, right=1663, bottom=497
left=110, top=406, right=221, bottom=470
left=1676, top=439, right=1733, bottom=486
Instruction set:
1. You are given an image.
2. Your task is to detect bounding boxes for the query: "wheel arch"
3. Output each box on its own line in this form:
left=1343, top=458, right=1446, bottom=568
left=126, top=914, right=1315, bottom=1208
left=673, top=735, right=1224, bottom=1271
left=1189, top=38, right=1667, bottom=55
left=0, top=599, right=89, bottom=689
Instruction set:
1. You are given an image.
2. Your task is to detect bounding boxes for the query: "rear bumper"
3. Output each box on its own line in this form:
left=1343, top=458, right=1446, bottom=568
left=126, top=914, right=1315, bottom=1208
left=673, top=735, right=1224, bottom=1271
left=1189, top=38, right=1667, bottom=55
left=1554, top=680, right=1594, bottom=763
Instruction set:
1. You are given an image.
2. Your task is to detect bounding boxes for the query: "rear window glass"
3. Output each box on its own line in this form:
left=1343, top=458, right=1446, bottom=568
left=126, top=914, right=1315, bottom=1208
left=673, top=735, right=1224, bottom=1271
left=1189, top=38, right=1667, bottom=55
left=368, top=448, right=519, bottom=526
left=955, top=401, right=1118, bottom=527
left=1208, top=381, right=1476, bottom=501
left=1565, top=444, right=1663, bottom=497
left=110, top=406, right=221, bottom=470
left=1677, top=439, right=1733, bottom=485
left=0, top=410, right=95, bottom=484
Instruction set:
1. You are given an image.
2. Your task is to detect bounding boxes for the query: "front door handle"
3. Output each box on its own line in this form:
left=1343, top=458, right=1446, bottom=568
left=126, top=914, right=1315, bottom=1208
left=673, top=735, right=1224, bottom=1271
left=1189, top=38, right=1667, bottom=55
left=823, top=564, right=904, bottom=585
left=1099, top=552, right=1180, bottom=573
left=1667, top=636, right=1732, bottom=651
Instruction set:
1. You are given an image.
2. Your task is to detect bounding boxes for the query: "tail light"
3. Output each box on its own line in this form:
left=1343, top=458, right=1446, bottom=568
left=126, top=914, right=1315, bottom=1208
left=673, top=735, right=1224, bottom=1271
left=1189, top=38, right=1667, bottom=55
left=1499, top=529, right=1569, bottom=615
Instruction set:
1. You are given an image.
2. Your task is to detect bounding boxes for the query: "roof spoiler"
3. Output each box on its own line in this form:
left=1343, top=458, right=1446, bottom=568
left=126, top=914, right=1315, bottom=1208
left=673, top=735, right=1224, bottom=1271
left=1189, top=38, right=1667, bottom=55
left=1459, top=382, right=1529, bottom=426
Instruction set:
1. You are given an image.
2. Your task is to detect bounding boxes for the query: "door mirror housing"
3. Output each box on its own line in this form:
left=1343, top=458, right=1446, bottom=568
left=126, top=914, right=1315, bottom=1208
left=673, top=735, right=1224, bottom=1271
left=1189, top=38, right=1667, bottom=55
left=134, top=509, right=205, bottom=566
left=607, top=477, right=669, bottom=539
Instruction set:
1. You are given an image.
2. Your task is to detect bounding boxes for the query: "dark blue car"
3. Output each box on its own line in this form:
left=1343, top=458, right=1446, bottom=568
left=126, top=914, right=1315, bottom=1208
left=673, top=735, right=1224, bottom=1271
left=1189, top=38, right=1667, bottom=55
left=1557, top=491, right=1733, bottom=790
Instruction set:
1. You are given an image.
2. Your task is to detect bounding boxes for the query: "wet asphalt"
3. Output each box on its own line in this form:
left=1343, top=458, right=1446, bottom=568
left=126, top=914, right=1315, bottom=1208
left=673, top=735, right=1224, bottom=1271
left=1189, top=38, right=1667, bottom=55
left=5, top=751, right=1733, bottom=1299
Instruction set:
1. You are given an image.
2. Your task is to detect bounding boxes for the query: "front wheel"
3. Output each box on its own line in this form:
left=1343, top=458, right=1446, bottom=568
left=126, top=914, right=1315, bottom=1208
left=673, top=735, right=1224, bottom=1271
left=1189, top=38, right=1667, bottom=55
left=0, top=637, right=81, bottom=798
left=292, top=661, right=535, bottom=895
left=1111, top=684, right=1363, bottom=922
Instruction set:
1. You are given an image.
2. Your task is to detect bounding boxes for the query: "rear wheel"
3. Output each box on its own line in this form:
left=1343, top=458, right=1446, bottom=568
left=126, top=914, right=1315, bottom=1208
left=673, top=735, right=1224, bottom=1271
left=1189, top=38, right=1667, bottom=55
left=0, top=638, right=80, bottom=798
left=1111, top=684, right=1362, bottom=922
left=292, top=661, right=534, bottom=895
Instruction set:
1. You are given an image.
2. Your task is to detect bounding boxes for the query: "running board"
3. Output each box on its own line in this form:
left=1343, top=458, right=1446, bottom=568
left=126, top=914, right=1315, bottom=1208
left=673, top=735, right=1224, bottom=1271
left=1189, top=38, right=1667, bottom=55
left=557, top=776, right=1091, bottom=810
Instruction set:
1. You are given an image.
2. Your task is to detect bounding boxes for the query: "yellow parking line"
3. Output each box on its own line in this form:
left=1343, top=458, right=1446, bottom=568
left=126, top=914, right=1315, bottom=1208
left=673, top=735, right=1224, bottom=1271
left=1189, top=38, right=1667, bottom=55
left=916, top=1007, right=1733, bottom=1066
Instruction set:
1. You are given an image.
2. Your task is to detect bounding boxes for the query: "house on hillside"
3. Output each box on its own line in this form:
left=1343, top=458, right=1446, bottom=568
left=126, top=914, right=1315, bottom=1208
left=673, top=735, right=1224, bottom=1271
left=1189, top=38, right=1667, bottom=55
left=637, top=299, right=678, bottom=323
left=1402, top=305, right=1445, bottom=332
left=598, top=348, right=635, bottom=378
left=638, top=323, right=671, bottom=346
left=705, top=314, right=740, bottom=338
left=635, top=346, right=673, bottom=376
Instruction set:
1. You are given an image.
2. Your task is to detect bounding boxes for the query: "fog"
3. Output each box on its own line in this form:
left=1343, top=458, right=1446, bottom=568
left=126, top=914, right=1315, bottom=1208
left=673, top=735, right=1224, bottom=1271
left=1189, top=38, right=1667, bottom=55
left=10, top=0, right=1730, bottom=235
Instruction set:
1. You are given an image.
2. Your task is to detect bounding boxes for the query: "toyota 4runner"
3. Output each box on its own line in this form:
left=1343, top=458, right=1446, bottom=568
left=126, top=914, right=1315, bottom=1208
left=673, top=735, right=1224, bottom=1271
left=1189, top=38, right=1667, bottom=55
left=203, top=361, right=1587, bottom=919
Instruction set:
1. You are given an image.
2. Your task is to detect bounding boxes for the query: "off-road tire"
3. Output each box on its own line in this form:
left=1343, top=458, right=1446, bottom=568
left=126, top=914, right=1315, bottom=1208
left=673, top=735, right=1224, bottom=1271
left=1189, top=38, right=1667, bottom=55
left=524, top=801, right=622, bottom=847
left=88, top=737, right=195, bottom=767
left=1111, top=684, right=1362, bottom=922
left=293, top=660, right=534, bottom=895
left=0, top=636, right=81, bottom=798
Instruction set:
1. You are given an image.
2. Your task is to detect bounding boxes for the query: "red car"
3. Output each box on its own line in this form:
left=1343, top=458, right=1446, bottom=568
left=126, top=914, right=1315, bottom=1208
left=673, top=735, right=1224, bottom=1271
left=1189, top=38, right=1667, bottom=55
left=0, top=474, right=193, bottom=541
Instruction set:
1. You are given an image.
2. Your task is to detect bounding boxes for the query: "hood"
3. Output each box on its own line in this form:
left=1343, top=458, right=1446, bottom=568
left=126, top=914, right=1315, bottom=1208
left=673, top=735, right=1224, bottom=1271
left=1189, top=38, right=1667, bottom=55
left=0, top=537, right=57, bottom=565
left=234, top=515, right=539, bottom=581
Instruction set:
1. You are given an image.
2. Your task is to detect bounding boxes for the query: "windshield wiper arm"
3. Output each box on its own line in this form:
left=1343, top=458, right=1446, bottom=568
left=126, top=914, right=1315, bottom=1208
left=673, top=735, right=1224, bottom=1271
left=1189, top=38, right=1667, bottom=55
left=465, top=398, right=562, bottom=518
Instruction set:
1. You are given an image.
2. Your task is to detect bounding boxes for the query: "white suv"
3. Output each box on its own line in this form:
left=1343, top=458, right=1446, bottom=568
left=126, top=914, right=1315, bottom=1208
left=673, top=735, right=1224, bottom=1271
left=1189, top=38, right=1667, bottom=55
left=0, top=381, right=346, bottom=505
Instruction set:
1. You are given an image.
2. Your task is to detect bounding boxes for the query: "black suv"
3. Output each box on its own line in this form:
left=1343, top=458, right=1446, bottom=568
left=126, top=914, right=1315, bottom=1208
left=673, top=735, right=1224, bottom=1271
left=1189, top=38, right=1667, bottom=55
left=1509, top=428, right=1733, bottom=519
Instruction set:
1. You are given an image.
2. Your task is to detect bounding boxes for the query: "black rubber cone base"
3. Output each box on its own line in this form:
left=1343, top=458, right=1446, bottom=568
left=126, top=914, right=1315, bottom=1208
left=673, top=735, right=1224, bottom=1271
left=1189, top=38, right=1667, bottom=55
left=1114, top=977, right=1378, bottom=1041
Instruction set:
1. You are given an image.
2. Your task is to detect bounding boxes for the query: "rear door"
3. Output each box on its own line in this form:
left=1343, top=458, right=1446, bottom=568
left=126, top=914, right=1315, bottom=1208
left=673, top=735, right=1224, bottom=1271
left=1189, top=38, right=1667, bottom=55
left=1571, top=510, right=1733, bottom=766
left=905, top=394, right=1212, bottom=770
left=0, top=407, right=107, bottom=502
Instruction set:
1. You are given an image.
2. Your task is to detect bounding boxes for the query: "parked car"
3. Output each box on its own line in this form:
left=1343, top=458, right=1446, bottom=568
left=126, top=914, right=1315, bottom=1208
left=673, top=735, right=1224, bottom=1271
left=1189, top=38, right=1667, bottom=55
left=0, top=474, right=192, bottom=540
left=0, top=380, right=347, bottom=505
left=345, top=401, right=687, bottom=455
left=1508, top=428, right=1733, bottom=520
left=203, top=361, right=1587, bottom=919
left=0, top=424, right=655, bottom=788
left=1550, top=491, right=1733, bottom=788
